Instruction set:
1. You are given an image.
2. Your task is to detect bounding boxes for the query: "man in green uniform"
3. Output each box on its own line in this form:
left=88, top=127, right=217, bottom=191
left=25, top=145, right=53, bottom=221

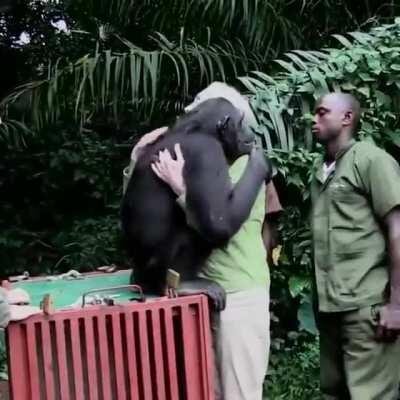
left=311, top=92, right=400, bottom=400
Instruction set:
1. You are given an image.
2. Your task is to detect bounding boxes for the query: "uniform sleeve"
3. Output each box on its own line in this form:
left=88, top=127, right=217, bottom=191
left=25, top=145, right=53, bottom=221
left=359, top=149, right=400, bottom=218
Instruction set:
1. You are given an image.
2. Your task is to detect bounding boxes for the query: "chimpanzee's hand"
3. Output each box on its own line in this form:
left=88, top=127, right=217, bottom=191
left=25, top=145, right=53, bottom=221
left=249, top=146, right=273, bottom=183
left=201, top=281, right=226, bottom=311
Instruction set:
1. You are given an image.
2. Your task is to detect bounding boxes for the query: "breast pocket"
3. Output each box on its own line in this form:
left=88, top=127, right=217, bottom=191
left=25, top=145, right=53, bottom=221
left=329, top=179, right=369, bottom=232
left=331, top=181, right=359, bottom=203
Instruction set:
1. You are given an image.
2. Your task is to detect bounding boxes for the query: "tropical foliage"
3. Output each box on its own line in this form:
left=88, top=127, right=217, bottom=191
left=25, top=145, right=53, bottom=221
left=243, top=20, right=400, bottom=152
left=1, top=0, right=397, bottom=142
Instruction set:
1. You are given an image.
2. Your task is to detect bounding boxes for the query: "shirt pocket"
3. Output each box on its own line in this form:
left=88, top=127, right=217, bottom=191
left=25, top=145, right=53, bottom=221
left=330, top=181, right=359, bottom=203
left=331, top=226, right=366, bottom=254
left=329, top=179, right=368, bottom=231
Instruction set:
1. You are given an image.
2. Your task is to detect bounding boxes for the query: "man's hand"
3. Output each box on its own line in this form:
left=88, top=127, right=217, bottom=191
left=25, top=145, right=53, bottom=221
left=376, top=303, right=400, bottom=342
left=131, top=126, right=168, bottom=162
left=151, top=143, right=186, bottom=197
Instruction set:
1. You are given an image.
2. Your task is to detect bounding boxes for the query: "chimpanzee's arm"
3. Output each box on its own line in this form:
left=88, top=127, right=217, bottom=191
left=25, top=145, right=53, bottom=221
left=183, top=136, right=271, bottom=243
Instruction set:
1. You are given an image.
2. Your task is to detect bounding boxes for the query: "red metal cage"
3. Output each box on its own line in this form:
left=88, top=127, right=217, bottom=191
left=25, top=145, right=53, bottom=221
left=6, top=295, right=215, bottom=400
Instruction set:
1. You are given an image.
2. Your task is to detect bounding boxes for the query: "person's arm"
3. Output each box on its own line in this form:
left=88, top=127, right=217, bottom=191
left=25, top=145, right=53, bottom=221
left=262, top=181, right=283, bottom=265
left=386, top=209, right=400, bottom=306
left=122, top=127, right=168, bottom=194
left=358, top=150, right=400, bottom=340
left=378, top=208, right=400, bottom=340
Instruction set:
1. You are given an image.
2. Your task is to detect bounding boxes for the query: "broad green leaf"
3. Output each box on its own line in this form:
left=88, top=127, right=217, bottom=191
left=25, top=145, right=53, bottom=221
left=298, top=296, right=318, bottom=335
left=357, top=86, right=370, bottom=97
left=332, top=34, right=353, bottom=48
left=288, top=276, right=310, bottom=298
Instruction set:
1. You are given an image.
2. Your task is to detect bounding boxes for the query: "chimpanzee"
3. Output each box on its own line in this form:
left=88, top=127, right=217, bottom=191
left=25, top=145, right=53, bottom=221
left=121, top=97, right=271, bottom=310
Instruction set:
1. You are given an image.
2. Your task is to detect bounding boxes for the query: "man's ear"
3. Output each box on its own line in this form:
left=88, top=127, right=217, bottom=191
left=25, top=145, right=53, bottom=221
left=217, top=115, right=231, bottom=133
left=343, top=110, right=353, bottom=127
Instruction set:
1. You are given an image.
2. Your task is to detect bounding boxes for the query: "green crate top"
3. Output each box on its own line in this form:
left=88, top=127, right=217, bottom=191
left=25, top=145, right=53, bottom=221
left=10, top=270, right=141, bottom=309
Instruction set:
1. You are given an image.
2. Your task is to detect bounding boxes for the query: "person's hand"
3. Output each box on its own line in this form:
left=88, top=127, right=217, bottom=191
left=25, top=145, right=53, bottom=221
left=375, top=303, right=400, bottom=342
left=151, top=143, right=186, bottom=197
left=131, top=126, right=168, bottom=162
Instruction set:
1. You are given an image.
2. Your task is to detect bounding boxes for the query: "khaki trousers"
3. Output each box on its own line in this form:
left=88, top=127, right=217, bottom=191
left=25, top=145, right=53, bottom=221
left=318, top=304, right=400, bottom=400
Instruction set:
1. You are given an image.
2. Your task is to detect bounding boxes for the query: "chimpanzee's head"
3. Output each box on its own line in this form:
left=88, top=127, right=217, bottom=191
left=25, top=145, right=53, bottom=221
left=183, top=82, right=257, bottom=160
left=183, top=97, right=255, bottom=160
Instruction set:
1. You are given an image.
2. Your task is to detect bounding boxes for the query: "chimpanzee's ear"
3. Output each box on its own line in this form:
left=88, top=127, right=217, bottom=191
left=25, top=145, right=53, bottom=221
left=217, top=115, right=231, bottom=134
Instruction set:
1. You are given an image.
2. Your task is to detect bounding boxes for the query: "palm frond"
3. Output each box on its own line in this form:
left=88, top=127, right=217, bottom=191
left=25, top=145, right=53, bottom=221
left=0, top=119, right=34, bottom=147
left=1, top=34, right=258, bottom=132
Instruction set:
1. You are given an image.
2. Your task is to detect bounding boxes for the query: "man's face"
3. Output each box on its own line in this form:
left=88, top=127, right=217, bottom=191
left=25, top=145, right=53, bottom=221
left=312, top=95, right=347, bottom=144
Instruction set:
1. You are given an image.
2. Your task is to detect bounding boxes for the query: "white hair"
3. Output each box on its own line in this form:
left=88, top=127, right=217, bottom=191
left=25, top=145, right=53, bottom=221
left=185, top=82, right=257, bottom=129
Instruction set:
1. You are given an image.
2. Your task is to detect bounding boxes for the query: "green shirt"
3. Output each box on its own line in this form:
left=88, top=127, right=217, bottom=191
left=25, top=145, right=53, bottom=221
left=311, top=140, right=400, bottom=312
left=199, top=155, right=269, bottom=293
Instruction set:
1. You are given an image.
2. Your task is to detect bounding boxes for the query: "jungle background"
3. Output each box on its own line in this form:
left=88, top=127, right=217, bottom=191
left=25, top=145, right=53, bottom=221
left=1, top=1, right=400, bottom=398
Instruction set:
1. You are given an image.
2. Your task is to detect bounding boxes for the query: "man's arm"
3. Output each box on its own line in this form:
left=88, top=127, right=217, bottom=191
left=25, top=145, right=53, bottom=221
left=359, top=149, right=400, bottom=340
left=378, top=208, right=400, bottom=339
left=386, top=207, right=400, bottom=306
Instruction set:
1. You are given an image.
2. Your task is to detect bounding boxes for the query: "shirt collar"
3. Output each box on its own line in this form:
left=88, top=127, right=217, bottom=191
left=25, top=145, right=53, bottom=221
left=334, top=139, right=356, bottom=161
left=315, top=139, right=356, bottom=185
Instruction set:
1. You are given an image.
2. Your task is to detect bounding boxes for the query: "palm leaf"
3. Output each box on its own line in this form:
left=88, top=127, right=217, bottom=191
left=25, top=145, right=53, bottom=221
left=1, top=33, right=258, bottom=131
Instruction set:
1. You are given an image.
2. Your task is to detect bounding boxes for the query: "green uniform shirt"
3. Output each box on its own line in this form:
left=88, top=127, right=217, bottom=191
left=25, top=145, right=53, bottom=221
left=311, top=140, right=400, bottom=312
left=199, top=155, right=269, bottom=293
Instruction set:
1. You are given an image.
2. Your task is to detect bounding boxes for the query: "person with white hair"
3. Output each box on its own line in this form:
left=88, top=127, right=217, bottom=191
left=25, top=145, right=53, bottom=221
left=123, top=82, right=282, bottom=400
